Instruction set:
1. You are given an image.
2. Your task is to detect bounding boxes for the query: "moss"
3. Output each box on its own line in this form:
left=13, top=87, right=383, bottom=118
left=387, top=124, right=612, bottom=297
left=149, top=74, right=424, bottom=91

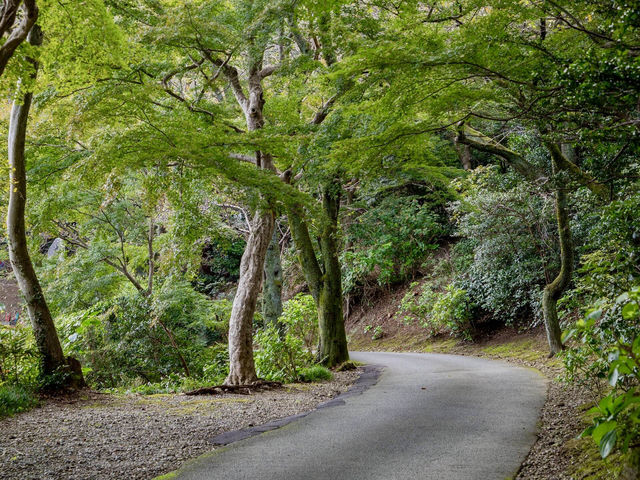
left=565, top=436, right=625, bottom=479
left=479, top=338, right=547, bottom=362
left=153, top=472, right=178, bottom=480
left=423, top=338, right=459, bottom=353
left=335, top=360, right=363, bottom=371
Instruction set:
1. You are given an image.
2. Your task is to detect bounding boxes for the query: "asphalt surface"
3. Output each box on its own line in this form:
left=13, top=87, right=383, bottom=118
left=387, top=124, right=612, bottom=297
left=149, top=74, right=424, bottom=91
left=166, top=351, right=546, bottom=480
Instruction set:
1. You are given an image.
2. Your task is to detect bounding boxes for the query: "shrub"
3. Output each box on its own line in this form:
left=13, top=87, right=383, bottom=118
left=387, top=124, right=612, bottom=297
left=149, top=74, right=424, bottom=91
left=0, top=324, right=39, bottom=386
left=298, top=365, right=332, bottom=382
left=450, top=166, right=556, bottom=325
left=431, top=286, right=474, bottom=341
left=0, top=384, right=38, bottom=418
left=398, top=283, right=474, bottom=339
left=57, top=279, right=232, bottom=389
left=279, top=294, right=318, bottom=354
left=564, top=287, right=640, bottom=458
left=255, top=326, right=313, bottom=383
left=342, top=193, right=448, bottom=293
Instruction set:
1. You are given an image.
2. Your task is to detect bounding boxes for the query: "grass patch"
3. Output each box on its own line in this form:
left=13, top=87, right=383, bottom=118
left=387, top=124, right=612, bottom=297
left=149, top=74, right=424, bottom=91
left=0, top=384, right=38, bottom=418
left=298, top=365, right=333, bottom=382
left=480, top=338, right=548, bottom=362
left=423, top=338, right=459, bottom=353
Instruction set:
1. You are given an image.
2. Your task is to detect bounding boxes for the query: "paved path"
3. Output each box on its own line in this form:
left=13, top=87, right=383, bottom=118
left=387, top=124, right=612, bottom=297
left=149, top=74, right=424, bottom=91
left=167, top=352, right=546, bottom=480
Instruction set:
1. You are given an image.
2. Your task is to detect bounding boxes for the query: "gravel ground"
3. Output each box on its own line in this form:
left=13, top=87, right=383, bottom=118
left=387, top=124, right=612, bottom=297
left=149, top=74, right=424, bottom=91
left=0, top=370, right=359, bottom=480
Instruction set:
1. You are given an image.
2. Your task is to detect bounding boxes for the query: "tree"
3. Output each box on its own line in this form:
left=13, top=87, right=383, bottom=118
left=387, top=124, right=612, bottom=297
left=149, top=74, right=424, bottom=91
left=0, top=0, right=38, bottom=78
left=7, top=25, right=83, bottom=387
left=285, top=177, right=349, bottom=366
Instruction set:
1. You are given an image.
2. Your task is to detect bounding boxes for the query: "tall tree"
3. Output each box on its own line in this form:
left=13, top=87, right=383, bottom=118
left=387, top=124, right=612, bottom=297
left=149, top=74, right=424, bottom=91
left=7, top=25, right=83, bottom=386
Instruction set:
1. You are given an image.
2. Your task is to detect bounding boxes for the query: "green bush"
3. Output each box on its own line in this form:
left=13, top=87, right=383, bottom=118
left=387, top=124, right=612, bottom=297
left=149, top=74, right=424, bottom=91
left=398, top=283, right=474, bottom=339
left=0, top=384, right=38, bottom=418
left=255, top=326, right=313, bottom=383
left=343, top=192, right=448, bottom=293
left=57, top=279, right=231, bottom=389
left=564, top=287, right=640, bottom=458
left=450, top=166, right=556, bottom=324
left=0, top=324, right=39, bottom=386
left=298, top=365, right=332, bottom=382
left=279, top=294, right=318, bottom=354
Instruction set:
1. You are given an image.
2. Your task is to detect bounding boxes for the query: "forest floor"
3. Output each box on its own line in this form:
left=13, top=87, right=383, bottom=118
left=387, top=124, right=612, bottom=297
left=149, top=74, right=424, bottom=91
left=0, top=370, right=359, bottom=480
left=346, top=283, right=623, bottom=480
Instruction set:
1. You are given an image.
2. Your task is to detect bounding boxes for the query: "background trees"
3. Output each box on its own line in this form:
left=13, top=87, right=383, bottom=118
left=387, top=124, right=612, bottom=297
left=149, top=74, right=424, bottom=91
left=1, top=0, right=639, bottom=463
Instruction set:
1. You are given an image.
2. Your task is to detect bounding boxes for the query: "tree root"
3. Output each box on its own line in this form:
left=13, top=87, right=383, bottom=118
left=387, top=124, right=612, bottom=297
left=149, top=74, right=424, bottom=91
left=185, top=380, right=282, bottom=396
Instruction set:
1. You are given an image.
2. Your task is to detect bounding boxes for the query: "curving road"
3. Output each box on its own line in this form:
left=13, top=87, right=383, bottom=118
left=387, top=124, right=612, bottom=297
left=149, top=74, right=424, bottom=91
left=165, top=352, right=546, bottom=480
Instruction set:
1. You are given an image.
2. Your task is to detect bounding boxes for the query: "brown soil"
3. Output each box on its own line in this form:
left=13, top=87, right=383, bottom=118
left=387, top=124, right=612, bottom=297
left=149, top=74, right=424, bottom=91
left=0, top=370, right=359, bottom=480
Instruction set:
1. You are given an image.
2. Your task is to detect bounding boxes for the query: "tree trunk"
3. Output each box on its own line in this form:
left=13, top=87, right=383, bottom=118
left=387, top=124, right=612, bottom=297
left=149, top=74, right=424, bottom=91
left=316, top=182, right=349, bottom=366
left=226, top=209, right=275, bottom=384
left=542, top=149, right=574, bottom=356
left=225, top=60, right=276, bottom=385
left=286, top=179, right=349, bottom=367
left=7, top=25, right=83, bottom=388
left=262, top=228, right=283, bottom=326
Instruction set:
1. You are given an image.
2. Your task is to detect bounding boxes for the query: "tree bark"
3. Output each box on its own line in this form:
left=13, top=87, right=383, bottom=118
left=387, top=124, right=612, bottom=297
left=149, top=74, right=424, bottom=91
left=286, top=180, right=349, bottom=367
left=226, top=209, right=275, bottom=384
left=0, top=0, right=38, bottom=78
left=456, top=123, right=610, bottom=200
left=224, top=59, right=277, bottom=385
left=316, top=183, right=349, bottom=366
left=262, top=228, right=283, bottom=326
left=541, top=146, right=574, bottom=356
left=7, top=25, right=83, bottom=387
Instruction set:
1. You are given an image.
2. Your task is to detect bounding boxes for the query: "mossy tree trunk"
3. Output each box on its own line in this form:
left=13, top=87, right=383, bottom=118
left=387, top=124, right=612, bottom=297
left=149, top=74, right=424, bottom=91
left=287, top=179, right=349, bottom=367
left=7, top=26, right=84, bottom=388
left=262, top=228, right=283, bottom=326
left=542, top=144, right=575, bottom=356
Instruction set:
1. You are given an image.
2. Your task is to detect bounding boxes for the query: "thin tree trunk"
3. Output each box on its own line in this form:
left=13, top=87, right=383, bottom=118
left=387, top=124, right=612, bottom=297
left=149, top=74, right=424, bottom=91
left=262, top=228, right=283, bottom=326
left=542, top=148, right=574, bottom=355
left=7, top=26, right=83, bottom=387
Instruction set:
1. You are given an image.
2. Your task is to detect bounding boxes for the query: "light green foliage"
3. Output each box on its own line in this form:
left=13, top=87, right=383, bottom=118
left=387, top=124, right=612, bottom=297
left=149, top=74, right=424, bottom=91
left=254, top=326, right=313, bottom=383
left=57, top=280, right=230, bottom=389
left=565, top=287, right=640, bottom=458
left=279, top=294, right=318, bottom=354
left=399, top=283, right=474, bottom=340
left=0, top=325, right=39, bottom=386
left=254, top=294, right=322, bottom=382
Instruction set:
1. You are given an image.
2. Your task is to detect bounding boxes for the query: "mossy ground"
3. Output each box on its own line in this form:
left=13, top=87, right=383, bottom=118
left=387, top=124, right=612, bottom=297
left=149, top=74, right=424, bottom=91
left=565, top=436, right=625, bottom=479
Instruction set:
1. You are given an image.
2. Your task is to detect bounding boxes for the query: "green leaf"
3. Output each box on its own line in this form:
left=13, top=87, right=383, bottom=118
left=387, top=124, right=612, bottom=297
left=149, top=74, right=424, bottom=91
left=592, top=420, right=617, bottom=445
left=599, top=429, right=617, bottom=458
left=622, top=302, right=639, bottom=320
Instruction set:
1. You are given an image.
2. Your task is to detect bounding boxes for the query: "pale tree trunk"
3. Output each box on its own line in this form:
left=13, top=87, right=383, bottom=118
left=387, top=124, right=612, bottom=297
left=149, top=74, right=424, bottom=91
left=7, top=25, right=83, bottom=387
left=262, top=228, right=283, bottom=326
left=454, top=142, right=472, bottom=170
left=542, top=145, right=575, bottom=355
left=224, top=60, right=277, bottom=385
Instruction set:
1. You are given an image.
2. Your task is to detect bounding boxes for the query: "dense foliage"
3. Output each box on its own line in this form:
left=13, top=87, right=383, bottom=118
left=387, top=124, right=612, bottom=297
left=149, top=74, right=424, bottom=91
left=0, top=0, right=638, bottom=468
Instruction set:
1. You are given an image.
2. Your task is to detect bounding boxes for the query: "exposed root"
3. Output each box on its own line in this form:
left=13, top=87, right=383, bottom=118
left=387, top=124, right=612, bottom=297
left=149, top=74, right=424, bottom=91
left=185, top=380, right=282, bottom=396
